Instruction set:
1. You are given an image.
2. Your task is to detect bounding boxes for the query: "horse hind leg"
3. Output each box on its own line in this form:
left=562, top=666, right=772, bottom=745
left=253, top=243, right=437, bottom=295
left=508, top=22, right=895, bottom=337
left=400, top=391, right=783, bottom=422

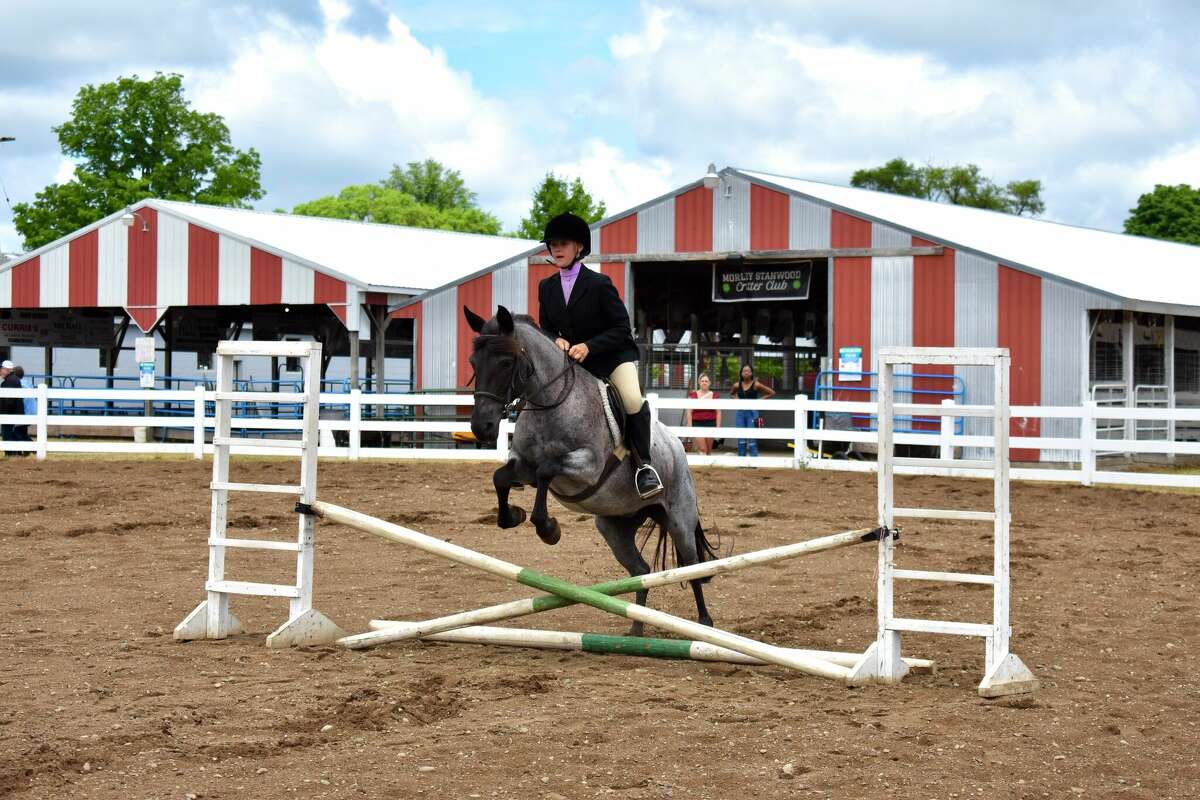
left=595, top=514, right=653, bottom=637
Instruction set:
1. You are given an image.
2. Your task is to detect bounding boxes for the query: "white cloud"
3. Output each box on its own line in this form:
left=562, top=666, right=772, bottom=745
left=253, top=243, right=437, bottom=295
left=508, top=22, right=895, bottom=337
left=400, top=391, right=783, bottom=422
left=605, top=2, right=1200, bottom=231
left=551, top=139, right=676, bottom=216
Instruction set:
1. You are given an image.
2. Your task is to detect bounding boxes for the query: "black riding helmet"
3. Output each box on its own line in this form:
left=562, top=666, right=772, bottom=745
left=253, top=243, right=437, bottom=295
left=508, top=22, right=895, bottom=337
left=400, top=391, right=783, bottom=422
left=541, top=212, right=591, bottom=260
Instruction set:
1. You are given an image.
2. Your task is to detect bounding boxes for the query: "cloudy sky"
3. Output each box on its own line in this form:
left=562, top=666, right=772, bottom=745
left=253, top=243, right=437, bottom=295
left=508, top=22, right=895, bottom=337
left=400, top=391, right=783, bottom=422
left=2, top=0, right=1199, bottom=254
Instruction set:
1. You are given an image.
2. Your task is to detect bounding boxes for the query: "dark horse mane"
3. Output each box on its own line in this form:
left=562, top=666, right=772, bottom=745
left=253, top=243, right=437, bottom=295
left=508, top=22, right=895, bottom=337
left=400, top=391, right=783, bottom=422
left=471, top=315, right=555, bottom=357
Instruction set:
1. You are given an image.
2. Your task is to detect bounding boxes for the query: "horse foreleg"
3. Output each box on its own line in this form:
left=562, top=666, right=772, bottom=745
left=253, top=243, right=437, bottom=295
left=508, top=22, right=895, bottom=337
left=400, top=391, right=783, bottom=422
left=529, top=464, right=561, bottom=545
left=493, top=459, right=527, bottom=529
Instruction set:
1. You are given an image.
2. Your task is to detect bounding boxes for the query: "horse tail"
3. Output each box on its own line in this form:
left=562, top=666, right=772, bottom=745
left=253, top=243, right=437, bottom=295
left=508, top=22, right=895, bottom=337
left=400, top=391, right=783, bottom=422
left=690, top=517, right=721, bottom=584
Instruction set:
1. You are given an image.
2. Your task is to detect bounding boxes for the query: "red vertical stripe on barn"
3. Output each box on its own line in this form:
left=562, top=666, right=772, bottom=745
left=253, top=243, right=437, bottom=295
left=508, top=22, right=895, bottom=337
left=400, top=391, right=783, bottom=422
left=600, top=263, right=626, bottom=302
left=126, top=206, right=157, bottom=317
left=674, top=186, right=714, bottom=252
left=314, top=272, right=347, bottom=322
left=69, top=230, right=99, bottom=307
left=250, top=248, right=283, bottom=304
left=750, top=184, right=789, bottom=250
left=390, top=303, right=423, bottom=389
left=187, top=224, right=219, bottom=305
left=11, top=256, right=40, bottom=307
left=527, top=252, right=557, bottom=326
left=600, top=215, right=637, bottom=254
left=911, top=236, right=956, bottom=429
left=830, top=211, right=872, bottom=404
left=456, top=274, right=492, bottom=388
left=998, top=266, right=1042, bottom=461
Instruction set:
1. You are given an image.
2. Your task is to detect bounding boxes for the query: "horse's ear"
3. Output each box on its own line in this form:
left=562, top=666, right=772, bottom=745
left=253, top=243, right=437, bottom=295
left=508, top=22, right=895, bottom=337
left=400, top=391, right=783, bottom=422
left=463, top=305, right=486, bottom=333
left=496, top=305, right=514, bottom=335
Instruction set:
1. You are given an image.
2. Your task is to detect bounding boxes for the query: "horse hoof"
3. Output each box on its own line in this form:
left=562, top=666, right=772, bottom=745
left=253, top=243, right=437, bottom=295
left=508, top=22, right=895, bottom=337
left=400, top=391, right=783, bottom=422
left=626, top=622, right=645, bottom=637
left=535, top=518, right=561, bottom=545
left=499, top=506, right=527, bottom=529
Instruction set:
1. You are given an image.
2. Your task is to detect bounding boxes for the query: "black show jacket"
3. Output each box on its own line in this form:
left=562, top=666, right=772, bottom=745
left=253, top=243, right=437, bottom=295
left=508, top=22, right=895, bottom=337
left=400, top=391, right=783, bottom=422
left=538, top=266, right=640, bottom=378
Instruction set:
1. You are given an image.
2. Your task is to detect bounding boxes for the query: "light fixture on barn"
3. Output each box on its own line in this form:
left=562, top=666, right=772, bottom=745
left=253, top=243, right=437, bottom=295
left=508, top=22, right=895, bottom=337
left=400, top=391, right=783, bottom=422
left=702, top=163, right=720, bottom=190
left=121, top=209, right=150, bottom=232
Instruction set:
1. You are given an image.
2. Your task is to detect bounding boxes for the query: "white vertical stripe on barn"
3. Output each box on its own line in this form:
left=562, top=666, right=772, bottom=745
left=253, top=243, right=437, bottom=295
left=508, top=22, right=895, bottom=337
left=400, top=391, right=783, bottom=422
left=97, top=220, right=128, bottom=307
left=713, top=173, right=750, bottom=251
left=871, top=256, right=914, bottom=396
left=491, top=257, right=528, bottom=315
left=954, top=251, right=999, bottom=457
left=280, top=259, right=314, bottom=304
left=789, top=196, right=830, bottom=249
left=871, top=223, right=910, bottom=249
left=1041, top=280, right=1121, bottom=462
left=0, top=268, right=10, bottom=307
left=590, top=226, right=602, bottom=257
left=636, top=198, right=674, bottom=254
left=218, top=235, right=251, bottom=305
left=421, top=287, right=457, bottom=391
left=39, top=244, right=70, bottom=307
left=156, top=213, right=189, bottom=306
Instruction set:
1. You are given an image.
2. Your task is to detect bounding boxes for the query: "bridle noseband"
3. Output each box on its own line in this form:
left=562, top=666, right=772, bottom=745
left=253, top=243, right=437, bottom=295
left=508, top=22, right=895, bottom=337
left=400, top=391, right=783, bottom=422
left=471, top=343, right=576, bottom=417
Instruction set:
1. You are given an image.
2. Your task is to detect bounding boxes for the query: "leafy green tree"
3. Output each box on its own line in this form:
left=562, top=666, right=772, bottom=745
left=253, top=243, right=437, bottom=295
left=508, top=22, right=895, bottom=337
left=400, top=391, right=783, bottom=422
left=13, top=73, right=263, bottom=249
left=1123, top=184, right=1200, bottom=246
left=851, top=158, right=1044, bottom=216
left=293, top=183, right=502, bottom=235
left=516, top=173, right=606, bottom=240
left=383, top=159, right=476, bottom=210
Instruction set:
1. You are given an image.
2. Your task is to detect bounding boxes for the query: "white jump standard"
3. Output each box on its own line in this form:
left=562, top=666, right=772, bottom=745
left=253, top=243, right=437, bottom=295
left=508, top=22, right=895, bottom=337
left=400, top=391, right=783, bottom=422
left=849, top=347, right=1039, bottom=698
left=174, top=341, right=344, bottom=648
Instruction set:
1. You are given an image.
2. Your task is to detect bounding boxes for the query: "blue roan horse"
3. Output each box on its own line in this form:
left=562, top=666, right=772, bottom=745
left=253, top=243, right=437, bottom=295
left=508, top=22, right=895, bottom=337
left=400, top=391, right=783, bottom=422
left=464, top=305, right=718, bottom=634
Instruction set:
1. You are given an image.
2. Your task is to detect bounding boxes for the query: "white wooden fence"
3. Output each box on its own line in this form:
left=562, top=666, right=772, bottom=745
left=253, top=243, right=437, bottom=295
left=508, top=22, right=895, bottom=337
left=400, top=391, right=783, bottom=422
left=2, top=385, right=1198, bottom=489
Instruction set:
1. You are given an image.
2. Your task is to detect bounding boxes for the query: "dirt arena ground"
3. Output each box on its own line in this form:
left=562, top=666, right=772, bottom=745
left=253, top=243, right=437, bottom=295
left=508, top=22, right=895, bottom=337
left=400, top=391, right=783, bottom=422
left=1, top=456, right=1197, bottom=799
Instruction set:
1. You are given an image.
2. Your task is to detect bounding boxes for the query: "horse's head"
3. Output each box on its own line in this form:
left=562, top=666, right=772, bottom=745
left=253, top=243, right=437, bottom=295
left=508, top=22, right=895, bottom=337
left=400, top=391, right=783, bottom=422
left=464, top=304, right=530, bottom=445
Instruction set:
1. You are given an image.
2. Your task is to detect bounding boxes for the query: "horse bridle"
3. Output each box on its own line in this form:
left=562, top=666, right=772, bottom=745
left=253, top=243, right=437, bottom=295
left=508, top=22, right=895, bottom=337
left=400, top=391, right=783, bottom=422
left=471, top=346, right=577, bottom=417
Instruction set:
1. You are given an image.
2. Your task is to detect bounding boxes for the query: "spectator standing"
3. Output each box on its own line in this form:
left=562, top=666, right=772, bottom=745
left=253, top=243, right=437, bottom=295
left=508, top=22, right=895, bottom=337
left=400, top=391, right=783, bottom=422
left=684, top=373, right=720, bottom=455
left=0, top=360, right=20, bottom=451
left=13, top=366, right=33, bottom=451
left=733, top=363, right=775, bottom=458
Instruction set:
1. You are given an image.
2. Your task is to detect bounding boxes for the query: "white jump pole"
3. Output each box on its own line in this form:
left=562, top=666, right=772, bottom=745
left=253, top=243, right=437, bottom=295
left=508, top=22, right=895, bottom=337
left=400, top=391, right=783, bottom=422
left=353, top=526, right=890, bottom=651
left=308, top=501, right=856, bottom=682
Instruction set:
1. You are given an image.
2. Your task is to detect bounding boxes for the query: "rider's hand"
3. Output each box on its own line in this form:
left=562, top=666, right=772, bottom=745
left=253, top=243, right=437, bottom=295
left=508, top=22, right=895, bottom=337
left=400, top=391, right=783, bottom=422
left=568, top=343, right=589, bottom=362
left=555, top=338, right=570, bottom=352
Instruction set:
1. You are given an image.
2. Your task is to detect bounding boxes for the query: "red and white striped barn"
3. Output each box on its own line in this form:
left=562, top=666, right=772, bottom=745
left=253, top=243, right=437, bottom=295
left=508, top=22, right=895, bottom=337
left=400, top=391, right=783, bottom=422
left=392, top=167, right=1200, bottom=461
left=0, top=199, right=537, bottom=379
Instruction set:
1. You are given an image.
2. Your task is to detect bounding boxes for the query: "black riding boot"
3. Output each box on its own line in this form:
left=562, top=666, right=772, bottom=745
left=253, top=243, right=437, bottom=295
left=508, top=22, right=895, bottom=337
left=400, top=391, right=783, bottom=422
left=628, top=402, right=664, bottom=499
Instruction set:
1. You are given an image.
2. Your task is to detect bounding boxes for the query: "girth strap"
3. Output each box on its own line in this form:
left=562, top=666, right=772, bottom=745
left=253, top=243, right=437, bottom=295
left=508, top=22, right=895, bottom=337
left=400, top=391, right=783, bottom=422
left=549, top=454, right=624, bottom=504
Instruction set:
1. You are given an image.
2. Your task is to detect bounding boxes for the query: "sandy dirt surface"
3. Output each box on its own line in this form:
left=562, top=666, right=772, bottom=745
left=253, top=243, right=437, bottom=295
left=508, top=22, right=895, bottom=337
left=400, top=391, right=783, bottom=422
left=0, top=456, right=1197, bottom=799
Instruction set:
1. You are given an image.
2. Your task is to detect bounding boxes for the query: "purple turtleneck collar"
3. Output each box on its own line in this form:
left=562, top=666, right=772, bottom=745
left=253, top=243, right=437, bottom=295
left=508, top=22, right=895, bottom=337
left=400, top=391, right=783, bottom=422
left=559, top=261, right=583, bottom=303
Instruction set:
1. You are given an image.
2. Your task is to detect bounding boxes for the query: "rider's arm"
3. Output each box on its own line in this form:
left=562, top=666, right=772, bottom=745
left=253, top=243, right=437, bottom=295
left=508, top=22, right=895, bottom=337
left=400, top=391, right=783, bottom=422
left=538, top=278, right=563, bottom=340
left=584, top=276, right=632, bottom=355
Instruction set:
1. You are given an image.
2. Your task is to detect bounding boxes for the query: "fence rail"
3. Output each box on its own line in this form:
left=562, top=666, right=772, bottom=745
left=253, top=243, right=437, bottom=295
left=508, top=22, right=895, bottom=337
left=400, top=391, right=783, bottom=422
left=1, top=386, right=1198, bottom=489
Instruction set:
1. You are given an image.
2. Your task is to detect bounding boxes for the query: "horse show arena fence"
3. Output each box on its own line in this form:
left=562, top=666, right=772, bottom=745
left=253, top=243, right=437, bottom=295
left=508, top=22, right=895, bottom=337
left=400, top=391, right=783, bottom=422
left=2, top=382, right=1199, bottom=489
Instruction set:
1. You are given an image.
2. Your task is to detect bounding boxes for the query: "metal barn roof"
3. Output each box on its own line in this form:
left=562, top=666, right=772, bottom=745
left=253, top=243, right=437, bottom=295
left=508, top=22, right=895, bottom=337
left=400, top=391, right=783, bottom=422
left=150, top=200, right=539, bottom=294
left=737, top=168, right=1200, bottom=310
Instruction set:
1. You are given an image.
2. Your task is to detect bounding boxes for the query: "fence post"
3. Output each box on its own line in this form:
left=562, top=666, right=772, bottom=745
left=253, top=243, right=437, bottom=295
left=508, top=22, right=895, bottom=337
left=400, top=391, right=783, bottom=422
left=940, top=398, right=955, bottom=461
left=35, top=383, right=48, bottom=461
left=1080, top=401, right=1096, bottom=487
left=793, top=393, right=808, bottom=469
left=193, top=384, right=206, bottom=459
left=349, top=388, right=362, bottom=461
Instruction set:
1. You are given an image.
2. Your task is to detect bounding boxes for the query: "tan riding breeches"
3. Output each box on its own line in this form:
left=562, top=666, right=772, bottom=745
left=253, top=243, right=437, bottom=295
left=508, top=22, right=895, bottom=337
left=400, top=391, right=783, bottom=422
left=609, top=361, right=645, bottom=415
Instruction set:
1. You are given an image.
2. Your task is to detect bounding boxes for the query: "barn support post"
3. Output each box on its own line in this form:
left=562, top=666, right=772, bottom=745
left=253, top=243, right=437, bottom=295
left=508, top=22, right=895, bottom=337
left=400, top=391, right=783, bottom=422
left=1165, top=315, right=1176, bottom=462
left=1122, top=311, right=1134, bottom=449
left=43, top=345, right=52, bottom=382
left=371, top=305, right=388, bottom=396
left=348, top=331, right=360, bottom=391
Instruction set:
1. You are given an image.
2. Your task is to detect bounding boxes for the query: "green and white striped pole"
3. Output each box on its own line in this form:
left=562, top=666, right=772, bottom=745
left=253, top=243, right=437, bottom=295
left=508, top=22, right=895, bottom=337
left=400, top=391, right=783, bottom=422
left=370, top=622, right=935, bottom=672
left=311, top=501, right=864, bottom=682
left=342, top=522, right=885, bottom=652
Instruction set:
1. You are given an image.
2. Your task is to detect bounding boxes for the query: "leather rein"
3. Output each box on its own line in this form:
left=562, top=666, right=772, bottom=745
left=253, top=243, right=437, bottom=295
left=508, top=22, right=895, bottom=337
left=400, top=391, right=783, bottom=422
left=471, top=345, right=577, bottom=418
